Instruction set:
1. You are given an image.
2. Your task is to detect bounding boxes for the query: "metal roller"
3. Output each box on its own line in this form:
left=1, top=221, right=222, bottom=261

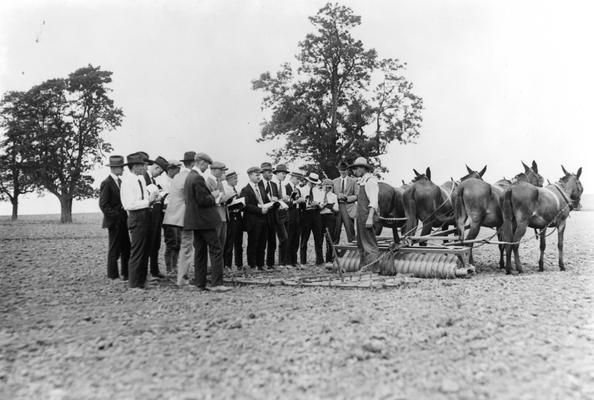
left=391, top=252, right=463, bottom=278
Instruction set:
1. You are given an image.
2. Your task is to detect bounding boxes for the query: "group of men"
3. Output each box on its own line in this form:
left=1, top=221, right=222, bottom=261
left=99, top=150, right=381, bottom=292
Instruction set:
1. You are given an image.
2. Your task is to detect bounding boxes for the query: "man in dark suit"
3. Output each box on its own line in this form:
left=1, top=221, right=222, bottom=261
left=259, top=162, right=280, bottom=269
left=145, top=155, right=169, bottom=280
left=286, top=172, right=305, bottom=267
left=99, top=155, right=130, bottom=280
left=274, top=164, right=291, bottom=266
left=183, top=152, right=230, bottom=292
left=240, top=167, right=270, bottom=270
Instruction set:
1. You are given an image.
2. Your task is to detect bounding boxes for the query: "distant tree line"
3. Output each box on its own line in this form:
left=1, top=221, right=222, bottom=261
left=0, top=65, right=123, bottom=222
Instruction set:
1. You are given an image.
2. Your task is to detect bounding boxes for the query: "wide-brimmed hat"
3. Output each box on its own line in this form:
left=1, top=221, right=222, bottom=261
left=348, top=157, right=372, bottom=170
left=137, top=151, right=154, bottom=165
left=124, top=152, right=147, bottom=166
left=322, top=178, right=333, bottom=187
left=247, top=166, right=262, bottom=175
left=153, top=156, right=169, bottom=171
left=211, top=161, right=227, bottom=170
left=105, top=155, right=125, bottom=167
left=195, top=152, right=213, bottom=164
left=305, top=172, right=322, bottom=185
left=260, top=162, right=273, bottom=171
left=167, top=159, right=181, bottom=170
left=291, top=171, right=305, bottom=179
left=274, top=164, right=289, bottom=174
left=180, top=151, right=196, bottom=163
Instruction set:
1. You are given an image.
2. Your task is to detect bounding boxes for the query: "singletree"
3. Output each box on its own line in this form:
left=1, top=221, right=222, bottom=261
left=252, top=3, right=423, bottom=178
left=24, top=65, right=123, bottom=223
left=0, top=91, right=36, bottom=220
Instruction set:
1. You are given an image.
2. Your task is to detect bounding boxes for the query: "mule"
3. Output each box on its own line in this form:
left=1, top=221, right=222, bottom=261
left=501, top=166, right=583, bottom=274
left=402, top=167, right=459, bottom=245
left=376, top=182, right=406, bottom=243
left=453, top=161, right=543, bottom=266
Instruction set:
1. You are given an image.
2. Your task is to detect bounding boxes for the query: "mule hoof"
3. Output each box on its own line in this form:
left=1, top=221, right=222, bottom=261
left=505, top=270, right=512, bottom=275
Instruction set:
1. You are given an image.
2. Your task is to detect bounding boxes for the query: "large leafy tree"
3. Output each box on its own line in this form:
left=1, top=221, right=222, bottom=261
left=0, top=91, right=36, bottom=220
left=252, top=3, right=423, bottom=178
left=16, top=65, right=123, bottom=223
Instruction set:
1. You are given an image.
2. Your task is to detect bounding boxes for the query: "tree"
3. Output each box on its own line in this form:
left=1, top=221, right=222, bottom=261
left=0, top=91, right=36, bottom=220
left=23, top=65, right=123, bottom=223
left=252, top=3, right=423, bottom=178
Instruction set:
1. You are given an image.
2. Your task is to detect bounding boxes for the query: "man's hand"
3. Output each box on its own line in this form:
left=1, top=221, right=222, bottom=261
left=365, top=207, right=375, bottom=229
left=338, top=194, right=347, bottom=201
left=262, top=207, right=269, bottom=215
left=211, top=190, right=221, bottom=199
left=148, top=192, right=158, bottom=204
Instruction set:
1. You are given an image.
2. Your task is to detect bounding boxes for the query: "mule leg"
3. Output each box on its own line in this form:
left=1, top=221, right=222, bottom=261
left=557, top=221, right=566, bottom=271
left=511, top=222, right=529, bottom=274
left=392, top=226, right=400, bottom=244
left=419, top=221, right=433, bottom=247
left=538, top=228, right=547, bottom=272
left=465, top=221, right=481, bottom=265
left=497, top=229, right=505, bottom=269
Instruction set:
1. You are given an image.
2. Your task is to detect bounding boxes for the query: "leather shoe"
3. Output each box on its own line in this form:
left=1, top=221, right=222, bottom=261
left=208, top=285, right=232, bottom=293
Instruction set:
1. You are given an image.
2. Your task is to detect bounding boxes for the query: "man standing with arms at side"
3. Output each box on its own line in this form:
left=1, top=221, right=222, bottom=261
left=209, top=161, right=230, bottom=255
left=285, top=172, right=304, bottom=268
left=320, top=178, right=339, bottom=265
left=240, top=167, right=269, bottom=270
left=274, top=164, right=291, bottom=267
left=333, top=161, right=358, bottom=243
left=99, top=155, right=130, bottom=281
left=184, top=153, right=230, bottom=292
left=259, top=162, right=280, bottom=270
left=121, top=152, right=159, bottom=289
left=349, top=157, right=380, bottom=271
left=164, top=151, right=196, bottom=287
left=223, top=170, right=244, bottom=270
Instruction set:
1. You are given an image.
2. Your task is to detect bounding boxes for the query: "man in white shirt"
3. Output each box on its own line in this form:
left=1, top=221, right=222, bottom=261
left=223, top=170, right=244, bottom=270
left=210, top=161, right=230, bottom=257
left=299, top=172, right=325, bottom=266
left=120, top=152, right=159, bottom=289
left=333, top=162, right=358, bottom=242
left=349, top=157, right=380, bottom=270
left=319, top=179, right=339, bottom=264
left=159, top=160, right=181, bottom=275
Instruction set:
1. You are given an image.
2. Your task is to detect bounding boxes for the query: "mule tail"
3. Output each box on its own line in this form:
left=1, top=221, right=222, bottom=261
left=453, top=186, right=467, bottom=241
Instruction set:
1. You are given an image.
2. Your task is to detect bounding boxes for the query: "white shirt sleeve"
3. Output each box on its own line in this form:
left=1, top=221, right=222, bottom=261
left=121, top=176, right=150, bottom=211
left=364, top=175, right=379, bottom=210
left=331, top=193, right=339, bottom=212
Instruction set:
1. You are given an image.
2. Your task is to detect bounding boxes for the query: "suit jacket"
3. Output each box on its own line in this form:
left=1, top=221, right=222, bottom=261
left=183, top=169, right=221, bottom=230
left=258, top=179, right=278, bottom=203
left=333, top=176, right=358, bottom=219
left=206, top=175, right=228, bottom=222
left=99, top=175, right=127, bottom=229
left=239, top=183, right=266, bottom=232
left=163, top=168, right=190, bottom=227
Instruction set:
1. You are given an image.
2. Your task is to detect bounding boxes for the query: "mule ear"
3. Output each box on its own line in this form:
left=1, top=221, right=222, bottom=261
left=531, top=160, right=538, bottom=173
left=561, top=165, right=569, bottom=175
left=479, top=165, right=487, bottom=177
left=522, top=161, right=529, bottom=172
left=413, top=169, right=420, bottom=177
left=426, top=167, right=431, bottom=181
left=577, top=167, right=582, bottom=178
left=466, top=165, right=473, bottom=174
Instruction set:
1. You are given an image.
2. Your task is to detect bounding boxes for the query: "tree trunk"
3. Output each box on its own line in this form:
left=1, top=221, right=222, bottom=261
left=60, top=195, right=73, bottom=223
left=11, top=197, right=18, bottom=221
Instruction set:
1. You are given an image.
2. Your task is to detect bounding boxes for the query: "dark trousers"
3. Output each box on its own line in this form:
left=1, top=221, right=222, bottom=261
left=246, top=217, right=268, bottom=268
left=286, top=208, right=300, bottom=265
left=107, top=219, right=130, bottom=279
left=224, top=212, right=243, bottom=267
left=193, top=228, right=223, bottom=288
left=335, top=203, right=356, bottom=242
left=265, top=213, right=276, bottom=267
left=148, top=204, right=164, bottom=275
left=277, top=213, right=289, bottom=265
left=300, top=209, right=323, bottom=265
left=321, top=213, right=337, bottom=263
left=128, top=209, right=151, bottom=288
left=163, top=224, right=181, bottom=273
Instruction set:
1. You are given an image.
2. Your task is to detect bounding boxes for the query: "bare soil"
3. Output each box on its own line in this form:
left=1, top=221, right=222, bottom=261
left=1, top=212, right=593, bottom=400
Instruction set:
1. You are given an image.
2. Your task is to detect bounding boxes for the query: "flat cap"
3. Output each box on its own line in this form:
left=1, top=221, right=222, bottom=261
left=247, top=166, right=262, bottom=175
left=195, top=152, right=213, bottom=164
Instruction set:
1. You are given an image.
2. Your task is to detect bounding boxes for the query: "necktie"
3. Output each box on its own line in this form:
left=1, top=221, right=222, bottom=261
left=138, top=180, right=144, bottom=200
left=254, top=184, right=263, bottom=204
left=265, top=181, right=271, bottom=195
left=341, top=179, right=345, bottom=193
left=117, top=177, right=121, bottom=188
left=323, top=191, right=328, bottom=203
left=233, top=186, right=237, bottom=195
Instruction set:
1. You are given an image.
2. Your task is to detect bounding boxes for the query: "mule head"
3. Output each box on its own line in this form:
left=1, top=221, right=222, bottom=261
left=461, top=165, right=487, bottom=181
left=560, top=166, right=584, bottom=209
left=412, top=167, right=431, bottom=182
left=515, top=160, right=544, bottom=187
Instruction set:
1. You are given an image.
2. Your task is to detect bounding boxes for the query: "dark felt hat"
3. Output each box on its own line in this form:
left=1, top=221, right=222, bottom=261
left=105, top=155, right=125, bottom=167
left=338, top=161, right=348, bottom=171
left=125, top=152, right=147, bottom=166
left=137, top=151, right=154, bottom=165
left=260, top=162, right=273, bottom=171
left=274, top=164, right=289, bottom=174
left=153, top=156, right=169, bottom=171
left=180, top=151, right=196, bottom=163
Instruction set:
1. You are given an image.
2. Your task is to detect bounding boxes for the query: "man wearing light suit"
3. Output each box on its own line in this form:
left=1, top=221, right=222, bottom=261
left=333, top=162, right=358, bottom=242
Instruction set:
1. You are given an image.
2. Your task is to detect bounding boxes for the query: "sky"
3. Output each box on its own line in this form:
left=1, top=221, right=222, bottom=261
left=0, top=0, right=592, bottom=215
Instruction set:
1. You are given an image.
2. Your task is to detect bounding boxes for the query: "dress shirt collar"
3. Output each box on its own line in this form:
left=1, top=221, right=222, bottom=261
left=110, top=173, right=121, bottom=186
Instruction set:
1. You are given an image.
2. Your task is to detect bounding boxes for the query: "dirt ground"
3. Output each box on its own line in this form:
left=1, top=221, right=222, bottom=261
left=1, top=212, right=593, bottom=400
